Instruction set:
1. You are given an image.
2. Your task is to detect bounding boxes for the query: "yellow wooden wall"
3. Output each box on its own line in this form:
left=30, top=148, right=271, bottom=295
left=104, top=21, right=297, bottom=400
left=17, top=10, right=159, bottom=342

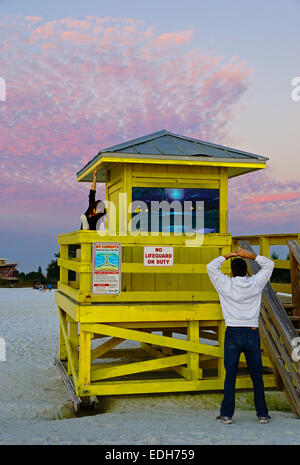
left=105, top=161, right=230, bottom=295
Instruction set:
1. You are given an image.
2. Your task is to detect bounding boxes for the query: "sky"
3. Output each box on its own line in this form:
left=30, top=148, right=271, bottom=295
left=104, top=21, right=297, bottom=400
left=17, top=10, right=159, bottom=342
left=0, top=0, right=299, bottom=272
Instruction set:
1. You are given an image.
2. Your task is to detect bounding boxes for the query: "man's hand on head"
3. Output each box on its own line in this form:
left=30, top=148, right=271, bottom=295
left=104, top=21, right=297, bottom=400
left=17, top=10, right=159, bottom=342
left=223, top=251, right=238, bottom=260
left=223, top=248, right=257, bottom=260
left=235, top=248, right=257, bottom=260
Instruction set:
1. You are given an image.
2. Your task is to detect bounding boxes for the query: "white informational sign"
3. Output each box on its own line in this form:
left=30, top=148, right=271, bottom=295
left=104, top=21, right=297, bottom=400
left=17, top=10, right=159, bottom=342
left=92, top=242, right=121, bottom=294
left=143, top=246, right=174, bottom=266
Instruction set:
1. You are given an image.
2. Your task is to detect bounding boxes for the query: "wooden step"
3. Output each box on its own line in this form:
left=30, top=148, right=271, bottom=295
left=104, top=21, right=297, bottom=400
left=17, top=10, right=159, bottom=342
left=288, top=315, right=300, bottom=321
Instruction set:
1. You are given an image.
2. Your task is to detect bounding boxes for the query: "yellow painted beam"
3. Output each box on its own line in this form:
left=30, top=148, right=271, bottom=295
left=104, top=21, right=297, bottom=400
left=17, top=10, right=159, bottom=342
left=58, top=307, right=68, bottom=361
left=59, top=245, right=69, bottom=284
left=78, top=329, right=91, bottom=386
left=82, top=323, right=223, bottom=358
left=91, top=337, right=125, bottom=361
left=57, top=307, right=78, bottom=386
left=57, top=231, right=232, bottom=246
left=233, top=233, right=300, bottom=249
left=219, top=167, right=228, bottom=234
left=58, top=257, right=91, bottom=273
left=140, top=342, right=197, bottom=380
left=122, top=263, right=208, bottom=274
left=91, top=354, right=188, bottom=382
left=55, top=290, right=79, bottom=321
left=77, top=374, right=276, bottom=396
left=68, top=321, right=79, bottom=374
left=80, top=244, right=92, bottom=293
left=110, top=321, right=189, bottom=329
left=77, top=290, right=219, bottom=303
left=76, top=155, right=266, bottom=183
left=132, top=179, right=219, bottom=188
left=79, top=303, right=222, bottom=323
left=187, top=320, right=200, bottom=380
left=57, top=282, right=81, bottom=301
left=58, top=281, right=222, bottom=304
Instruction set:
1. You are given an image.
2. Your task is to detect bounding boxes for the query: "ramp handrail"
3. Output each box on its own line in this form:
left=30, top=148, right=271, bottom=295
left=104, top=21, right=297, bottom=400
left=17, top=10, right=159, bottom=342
left=238, top=239, right=300, bottom=417
left=287, top=240, right=300, bottom=317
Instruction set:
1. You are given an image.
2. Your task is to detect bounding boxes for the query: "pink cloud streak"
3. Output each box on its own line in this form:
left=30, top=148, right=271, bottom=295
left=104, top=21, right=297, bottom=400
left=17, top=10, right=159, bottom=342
left=0, top=15, right=255, bottom=232
left=228, top=168, right=300, bottom=234
left=241, top=191, right=300, bottom=205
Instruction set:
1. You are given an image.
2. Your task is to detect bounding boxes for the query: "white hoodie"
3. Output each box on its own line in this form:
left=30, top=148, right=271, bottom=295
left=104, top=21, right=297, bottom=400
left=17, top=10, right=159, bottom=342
left=206, top=255, right=274, bottom=327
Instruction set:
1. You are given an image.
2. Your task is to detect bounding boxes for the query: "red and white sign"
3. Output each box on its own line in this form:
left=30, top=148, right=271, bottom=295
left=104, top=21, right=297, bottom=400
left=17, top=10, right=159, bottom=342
left=92, top=242, right=121, bottom=294
left=143, top=246, right=174, bottom=266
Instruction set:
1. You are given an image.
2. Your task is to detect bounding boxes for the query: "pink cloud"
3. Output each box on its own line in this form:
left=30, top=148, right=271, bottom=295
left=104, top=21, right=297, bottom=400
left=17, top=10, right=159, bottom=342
left=24, top=16, right=42, bottom=23
left=32, top=22, right=56, bottom=39
left=150, top=29, right=194, bottom=48
left=61, top=30, right=96, bottom=44
left=241, top=191, right=300, bottom=205
left=60, top=18, right=91, bottom=30
left=0, top=15, right=254, bottom=232
left=228, top=168, right=300, bottom=234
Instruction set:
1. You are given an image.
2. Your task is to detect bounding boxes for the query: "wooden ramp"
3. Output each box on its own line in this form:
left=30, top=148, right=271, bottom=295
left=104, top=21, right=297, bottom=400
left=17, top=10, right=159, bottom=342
left=239, top=240, right=300, bottom=417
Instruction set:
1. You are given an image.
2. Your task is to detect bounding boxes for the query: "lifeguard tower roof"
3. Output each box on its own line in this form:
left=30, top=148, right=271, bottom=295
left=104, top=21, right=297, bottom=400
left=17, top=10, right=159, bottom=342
left=77, top=129, right=269, bottom=182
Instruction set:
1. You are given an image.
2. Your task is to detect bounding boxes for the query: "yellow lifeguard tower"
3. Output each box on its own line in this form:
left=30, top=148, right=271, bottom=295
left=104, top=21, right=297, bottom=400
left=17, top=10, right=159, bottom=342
left=55, top=129, right=281, bottom=410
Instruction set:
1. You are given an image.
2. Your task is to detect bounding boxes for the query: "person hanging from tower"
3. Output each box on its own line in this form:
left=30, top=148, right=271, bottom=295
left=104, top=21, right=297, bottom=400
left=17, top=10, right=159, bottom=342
left=80, top=168, right=107, bottom=231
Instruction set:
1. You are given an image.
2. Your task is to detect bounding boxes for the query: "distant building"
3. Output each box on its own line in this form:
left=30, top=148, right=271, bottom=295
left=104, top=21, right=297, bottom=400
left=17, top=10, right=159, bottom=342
left=0, top=258, right=18, bottom=280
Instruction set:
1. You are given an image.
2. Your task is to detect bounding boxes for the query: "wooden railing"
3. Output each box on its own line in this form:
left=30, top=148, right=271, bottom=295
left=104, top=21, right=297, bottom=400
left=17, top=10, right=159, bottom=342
left=57, top=230, right=232, bottom=305
left=233, top=233, right=300, bottom=294
left=238, top=239, right=300, bottom=417
left=287, top=240, right=300, bottom=320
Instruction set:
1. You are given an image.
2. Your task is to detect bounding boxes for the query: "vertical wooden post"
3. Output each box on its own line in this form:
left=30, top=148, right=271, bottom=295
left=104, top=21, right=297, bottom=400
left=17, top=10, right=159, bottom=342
left=218, top=319, right=226, bottom=380
left=58, top=307, right=68, bottom=361
left=80, top=243, right=92, bottom=294
left=120, top=163, right=132, bottom=235
left=289, top=251, right=300, bottom=317
left=60, top=244, right=68, bottom=285
left=79, top=328, right=91, bottom=387
left=259, top=236, right=270, bottom=258
left=187, top=320, right=200, bottom=380
left=219, top=167, right=228, bottom=234
left=68, top=320, right=79, bottom=375
left=75, top=247, right=81, bottom=287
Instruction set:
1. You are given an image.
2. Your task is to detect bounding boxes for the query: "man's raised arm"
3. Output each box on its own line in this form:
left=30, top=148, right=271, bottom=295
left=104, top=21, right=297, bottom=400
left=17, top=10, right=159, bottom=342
left=236, top=247, right=274, bottom=291
left=206, top=251, right=237, bottom=292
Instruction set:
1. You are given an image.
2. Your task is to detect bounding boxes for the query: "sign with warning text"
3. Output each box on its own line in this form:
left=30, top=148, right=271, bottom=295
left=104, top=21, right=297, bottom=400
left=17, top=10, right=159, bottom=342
left=143, top=246, right=174, bottom=266
left=92, top=242, right=121, bottom=294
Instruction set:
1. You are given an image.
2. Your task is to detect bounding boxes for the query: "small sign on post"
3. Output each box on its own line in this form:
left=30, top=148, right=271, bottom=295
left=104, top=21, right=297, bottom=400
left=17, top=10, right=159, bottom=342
left=143, top=246, right=174, bottom=266
left=92, top=242, right=121, bottom=294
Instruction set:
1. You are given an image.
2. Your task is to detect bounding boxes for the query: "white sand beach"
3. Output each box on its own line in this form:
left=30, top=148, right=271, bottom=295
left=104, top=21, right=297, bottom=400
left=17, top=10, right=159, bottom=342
left=0, top=288, right=299, bottom=445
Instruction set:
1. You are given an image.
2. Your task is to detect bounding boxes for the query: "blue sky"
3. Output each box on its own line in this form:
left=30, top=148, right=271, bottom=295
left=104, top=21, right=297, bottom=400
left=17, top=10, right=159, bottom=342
left=0, top=0, right=299, bottom=272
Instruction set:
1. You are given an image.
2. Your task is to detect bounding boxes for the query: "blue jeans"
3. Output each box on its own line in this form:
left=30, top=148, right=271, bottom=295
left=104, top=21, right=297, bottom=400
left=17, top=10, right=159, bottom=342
left=220, top=326, right=269, bottom=418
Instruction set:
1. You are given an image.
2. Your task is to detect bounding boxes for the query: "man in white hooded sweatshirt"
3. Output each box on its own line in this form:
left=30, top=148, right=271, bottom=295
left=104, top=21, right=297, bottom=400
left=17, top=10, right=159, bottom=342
left=207, top=247, right=274, bottom=424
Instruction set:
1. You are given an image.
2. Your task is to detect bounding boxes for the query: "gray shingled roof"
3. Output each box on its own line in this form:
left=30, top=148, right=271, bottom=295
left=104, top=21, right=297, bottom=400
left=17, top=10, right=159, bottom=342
left=77, top=129, right=268, bottom=177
